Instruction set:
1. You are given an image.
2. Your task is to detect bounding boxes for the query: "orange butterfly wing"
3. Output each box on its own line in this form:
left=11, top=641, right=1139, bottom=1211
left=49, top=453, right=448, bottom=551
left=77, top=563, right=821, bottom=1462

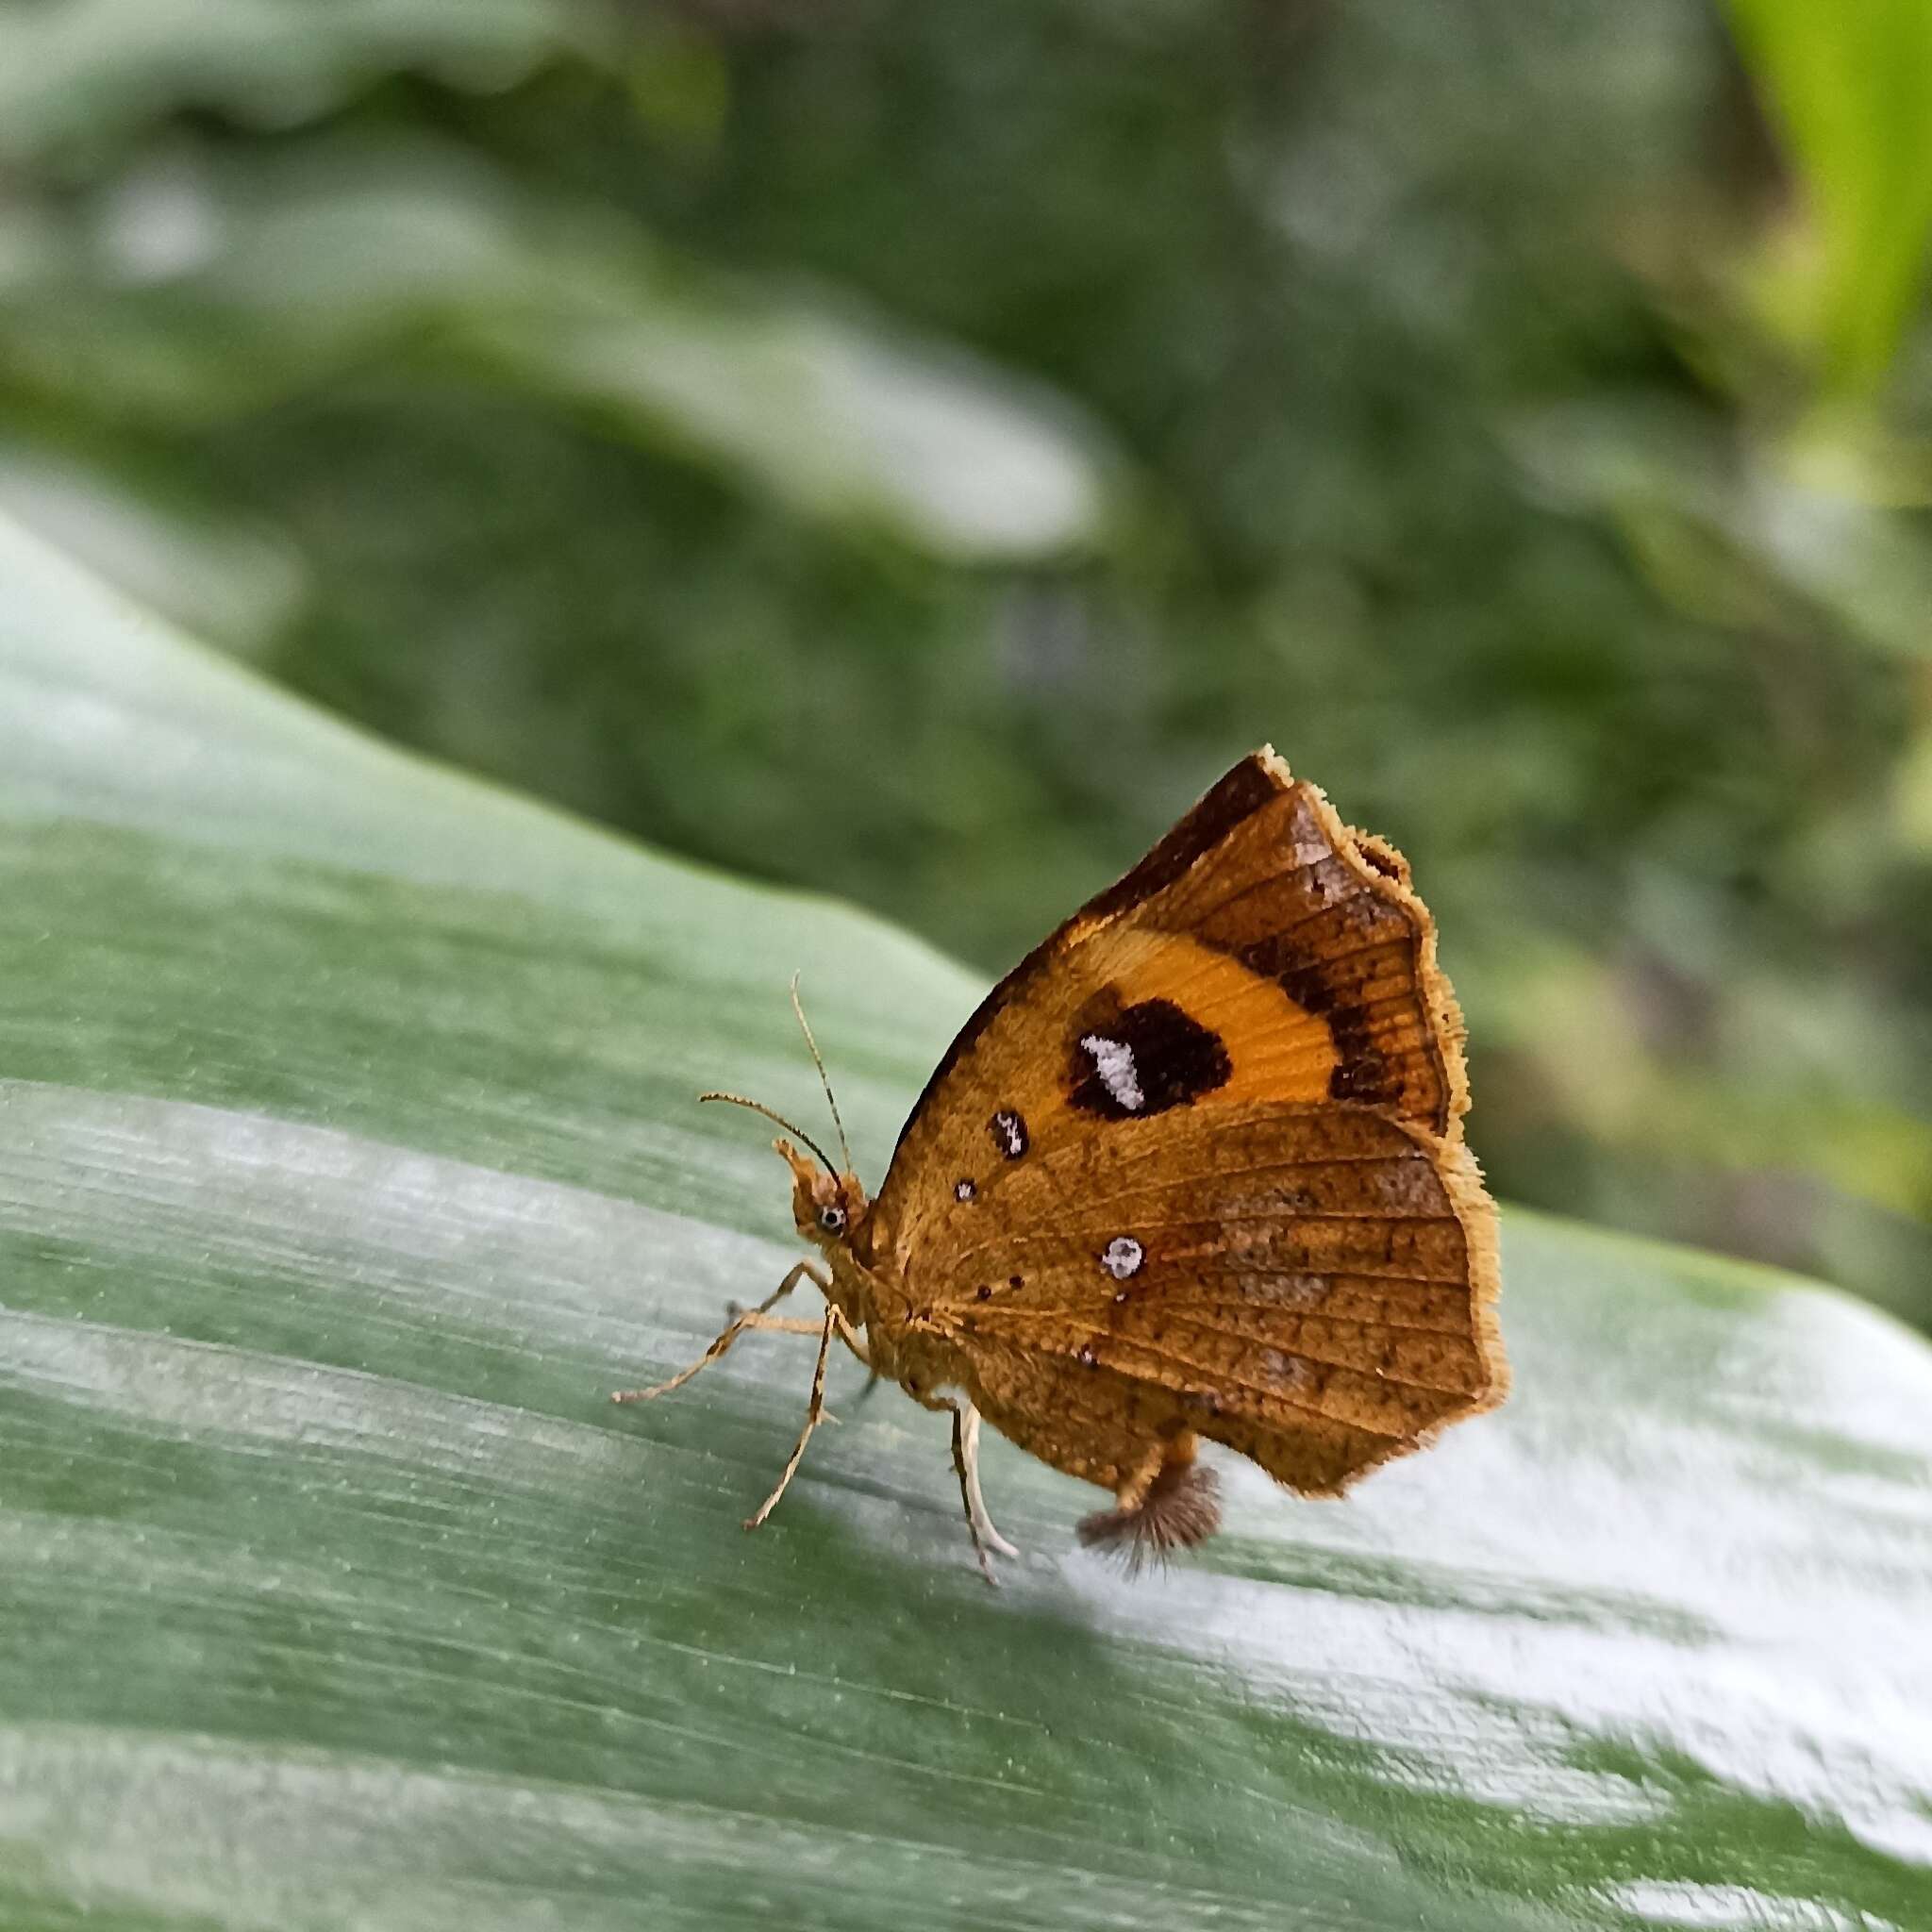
left=860, top=746, right=1505, bottom=1497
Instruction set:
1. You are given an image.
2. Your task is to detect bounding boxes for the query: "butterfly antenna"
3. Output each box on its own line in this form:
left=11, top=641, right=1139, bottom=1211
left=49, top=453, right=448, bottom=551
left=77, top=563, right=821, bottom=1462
left=697, top=1091, right=839, bottom=1177
left=789, top=973, right=854, bottom=1174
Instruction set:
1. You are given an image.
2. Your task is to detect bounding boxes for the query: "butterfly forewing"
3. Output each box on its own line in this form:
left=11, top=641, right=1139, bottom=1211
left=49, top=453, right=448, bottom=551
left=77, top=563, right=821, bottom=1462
left=864, top=747, right=1505, bottom=1500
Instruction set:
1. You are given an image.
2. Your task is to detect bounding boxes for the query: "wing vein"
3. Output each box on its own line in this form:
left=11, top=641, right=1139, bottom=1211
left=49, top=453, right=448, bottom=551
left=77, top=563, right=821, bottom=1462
left=972, top=1315, right=1478, bottom=1396
left=1175, top=855, right=1374, bottom=938
left=936, top=1214, right=1461, bottom=1276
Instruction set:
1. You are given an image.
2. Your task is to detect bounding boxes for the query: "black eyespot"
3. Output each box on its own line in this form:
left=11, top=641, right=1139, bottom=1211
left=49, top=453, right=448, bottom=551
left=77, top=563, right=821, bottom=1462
left=1065, top=995, right=1230, bottom=1120
left=818, top=1204, right=847, bottom=1234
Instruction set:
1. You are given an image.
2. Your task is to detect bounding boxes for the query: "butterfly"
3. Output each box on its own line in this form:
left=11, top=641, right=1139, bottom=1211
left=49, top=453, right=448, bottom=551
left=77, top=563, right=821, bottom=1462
left=616, top=747, right=1506, bottom=1579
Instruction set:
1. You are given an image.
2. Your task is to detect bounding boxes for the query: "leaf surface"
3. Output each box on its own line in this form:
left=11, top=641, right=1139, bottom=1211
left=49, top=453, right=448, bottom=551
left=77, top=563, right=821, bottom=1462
left=2, top=517, right=1928, bottom=1930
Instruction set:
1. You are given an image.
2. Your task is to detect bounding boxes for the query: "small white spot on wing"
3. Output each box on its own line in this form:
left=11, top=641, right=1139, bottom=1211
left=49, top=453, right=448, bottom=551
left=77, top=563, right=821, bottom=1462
left=1080, top=1034, right=1144, bottom=1112
left=955, top=1178, right=976, bottom=1202
left=1101, top=1236, right=1144, bottom=1280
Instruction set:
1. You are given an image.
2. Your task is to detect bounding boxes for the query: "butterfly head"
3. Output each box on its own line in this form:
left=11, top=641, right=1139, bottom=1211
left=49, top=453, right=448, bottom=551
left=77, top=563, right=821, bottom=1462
left=776, top=1137, right=870, bottom=1251
left=707, top=975, right=870, bottom=1253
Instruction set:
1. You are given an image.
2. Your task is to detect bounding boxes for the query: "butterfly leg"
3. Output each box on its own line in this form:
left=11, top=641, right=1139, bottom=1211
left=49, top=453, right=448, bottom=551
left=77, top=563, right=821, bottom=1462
left=928, top=1397, right=1019, bottom=1584
left=610, top=1259, right=830, bottom=1404
left=743, top=1303, right=838, bottom=1531
left=829, top=1305, right=873, bottom=1372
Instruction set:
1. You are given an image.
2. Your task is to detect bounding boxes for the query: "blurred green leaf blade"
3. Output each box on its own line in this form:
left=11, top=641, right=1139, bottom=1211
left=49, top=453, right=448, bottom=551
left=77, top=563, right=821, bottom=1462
left=0, top=141, right=1116, bottom=562
left=0, top=0, right=596, bottom=164
left=1727, top=0, right=1932, bottom=384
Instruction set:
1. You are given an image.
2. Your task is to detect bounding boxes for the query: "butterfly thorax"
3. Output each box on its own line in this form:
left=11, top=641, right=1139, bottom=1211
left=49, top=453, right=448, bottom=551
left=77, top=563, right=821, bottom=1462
left=828, top=1242, right=972, bottom=1404
left=773, top=1137, right=973, bottom=1398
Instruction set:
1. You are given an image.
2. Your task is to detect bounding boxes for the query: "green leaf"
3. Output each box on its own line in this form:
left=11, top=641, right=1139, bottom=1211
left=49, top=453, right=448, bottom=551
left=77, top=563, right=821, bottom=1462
left=1507, top=393, right=1932, bottom=661
left=0, top=0, right=593, bottom=165
left=0, top=142, right=1115, bottom=562
left=1726, top=0, right=1932, bottom=386
left=3, top=513, right=1929, bottom=1928
left=0, top=445, right=308, bottom=656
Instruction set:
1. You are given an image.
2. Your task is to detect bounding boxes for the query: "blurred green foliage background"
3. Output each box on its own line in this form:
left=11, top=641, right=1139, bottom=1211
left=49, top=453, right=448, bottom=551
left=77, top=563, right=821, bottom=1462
left=3, top=0, right=1929, bottom=1333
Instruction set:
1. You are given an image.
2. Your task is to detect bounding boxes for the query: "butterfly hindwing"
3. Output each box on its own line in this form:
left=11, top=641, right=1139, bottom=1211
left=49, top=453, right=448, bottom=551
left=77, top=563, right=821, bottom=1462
left=920, top=1103, right=1497, bottom=1493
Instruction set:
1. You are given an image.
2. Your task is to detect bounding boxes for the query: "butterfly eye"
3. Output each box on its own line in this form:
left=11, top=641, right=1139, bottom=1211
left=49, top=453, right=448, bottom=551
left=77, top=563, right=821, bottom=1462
left=818, top=1204, right=847, bottom=1235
